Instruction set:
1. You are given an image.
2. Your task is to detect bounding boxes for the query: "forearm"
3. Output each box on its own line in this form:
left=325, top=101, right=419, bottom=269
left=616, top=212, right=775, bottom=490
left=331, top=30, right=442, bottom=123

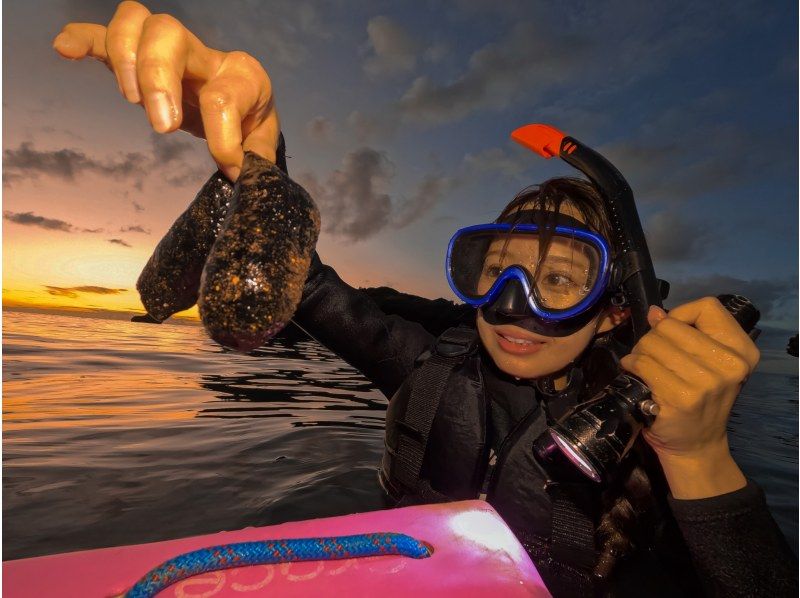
left=295, top=253, right=435, bottom=398
left=668, top=479, right=797, bottom=597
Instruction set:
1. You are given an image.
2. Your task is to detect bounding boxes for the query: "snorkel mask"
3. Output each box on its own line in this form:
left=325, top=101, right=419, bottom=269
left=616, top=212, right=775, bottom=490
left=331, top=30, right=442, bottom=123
left=447, top=209, right=614, bottom=337
left=445, top=123, right=660, bottom=338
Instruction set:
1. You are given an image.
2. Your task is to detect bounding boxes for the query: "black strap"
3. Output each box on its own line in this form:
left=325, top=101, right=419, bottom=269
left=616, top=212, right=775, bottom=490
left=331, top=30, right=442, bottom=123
left=394, top=327, right=478, bottom=490
left=547, top=482, right=597, bottom=582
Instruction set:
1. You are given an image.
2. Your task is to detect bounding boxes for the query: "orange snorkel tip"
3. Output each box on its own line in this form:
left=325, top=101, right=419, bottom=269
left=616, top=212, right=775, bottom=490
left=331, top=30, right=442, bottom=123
left=510, top=124, right=567, bottom=159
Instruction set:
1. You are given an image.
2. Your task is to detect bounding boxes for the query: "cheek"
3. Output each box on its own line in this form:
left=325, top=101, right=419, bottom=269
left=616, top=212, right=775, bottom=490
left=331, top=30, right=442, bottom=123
left=550, top=326, right=598, bottom=362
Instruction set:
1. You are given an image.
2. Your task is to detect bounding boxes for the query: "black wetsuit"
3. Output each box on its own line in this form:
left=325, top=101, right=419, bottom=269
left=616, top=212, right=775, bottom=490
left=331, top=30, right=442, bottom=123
left=182, top=153, right=796, bottom=595
left=294, top=248, right=796, bottom=597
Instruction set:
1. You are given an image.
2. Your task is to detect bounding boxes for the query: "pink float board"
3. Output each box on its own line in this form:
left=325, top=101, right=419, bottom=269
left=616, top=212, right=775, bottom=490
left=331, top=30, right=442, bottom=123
left=4, top=500, right=551, bottom=597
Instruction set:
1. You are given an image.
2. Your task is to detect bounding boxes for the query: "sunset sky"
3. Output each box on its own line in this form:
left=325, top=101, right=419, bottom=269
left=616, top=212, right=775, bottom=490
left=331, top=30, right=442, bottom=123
left=3, top=0, right=798, bottom=328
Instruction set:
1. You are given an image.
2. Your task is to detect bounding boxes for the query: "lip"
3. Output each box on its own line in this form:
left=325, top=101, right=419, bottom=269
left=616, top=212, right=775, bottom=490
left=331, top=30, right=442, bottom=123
left=493, top=328, right=547, bottom=355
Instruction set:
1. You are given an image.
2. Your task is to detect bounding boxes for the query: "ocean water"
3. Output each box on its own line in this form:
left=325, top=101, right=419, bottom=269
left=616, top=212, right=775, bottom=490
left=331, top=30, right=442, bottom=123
left=3, top=309, right=798, bottom=561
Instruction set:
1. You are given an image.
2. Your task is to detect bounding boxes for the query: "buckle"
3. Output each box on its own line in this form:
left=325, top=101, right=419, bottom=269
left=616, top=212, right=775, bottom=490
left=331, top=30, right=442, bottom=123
left=434, top=327, right=478, bottom=357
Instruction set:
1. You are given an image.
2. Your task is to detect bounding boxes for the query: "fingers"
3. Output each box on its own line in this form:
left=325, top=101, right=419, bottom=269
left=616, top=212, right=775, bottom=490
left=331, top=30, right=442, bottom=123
left=242, top=101, right=280, bottom=163
left=666, top=297, right=760, bottom=369
left=53, top=23, right=108, bottom=62
left=137, top=13, right=189, bottom=133
left=620, top=353, right=689, bottom=410
left=631, top=329, right=718, bottom=385
left=200, top=51, right=271, bottom=180
left=106, top=0, right=151, bottom=103
left=633, top=310, right=755, bottom=381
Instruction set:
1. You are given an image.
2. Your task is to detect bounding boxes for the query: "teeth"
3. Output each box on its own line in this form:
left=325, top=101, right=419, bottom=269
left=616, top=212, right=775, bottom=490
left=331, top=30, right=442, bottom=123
left=500, top=333, right=535, bottom=345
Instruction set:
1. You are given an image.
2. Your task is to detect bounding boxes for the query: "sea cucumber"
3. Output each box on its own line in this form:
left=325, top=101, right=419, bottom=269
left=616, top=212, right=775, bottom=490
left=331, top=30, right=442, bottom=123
left=136, top=172, right=234, bottom=322
left=198, top=151, right=321, bottom=352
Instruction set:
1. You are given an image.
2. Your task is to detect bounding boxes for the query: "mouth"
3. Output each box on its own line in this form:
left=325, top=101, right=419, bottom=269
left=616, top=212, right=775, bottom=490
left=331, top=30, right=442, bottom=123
left=493, top=327, right=547, bottom=355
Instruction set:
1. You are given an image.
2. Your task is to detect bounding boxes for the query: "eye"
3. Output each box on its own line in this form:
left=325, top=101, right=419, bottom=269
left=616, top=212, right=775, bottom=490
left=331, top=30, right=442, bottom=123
left=484, top=264, right=503, bottom=278
left=542, top=271, right=576, bottom=288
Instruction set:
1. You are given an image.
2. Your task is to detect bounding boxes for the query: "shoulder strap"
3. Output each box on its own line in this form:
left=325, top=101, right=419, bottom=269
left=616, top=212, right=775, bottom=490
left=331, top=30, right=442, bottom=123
left=548, top=482, right=599, bottom=596
left=394, top=326, right=479, bottom=491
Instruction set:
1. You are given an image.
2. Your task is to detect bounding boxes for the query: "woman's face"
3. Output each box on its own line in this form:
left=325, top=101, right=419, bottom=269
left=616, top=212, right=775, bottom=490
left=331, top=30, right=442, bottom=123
left=475, top=202, right=624, bottom=380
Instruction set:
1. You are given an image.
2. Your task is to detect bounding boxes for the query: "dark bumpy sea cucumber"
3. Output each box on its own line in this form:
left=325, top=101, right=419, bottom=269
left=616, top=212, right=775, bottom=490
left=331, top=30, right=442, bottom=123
left=198, top=151, right=321, bottom=352
left=136, top=172, right=234, bottom=322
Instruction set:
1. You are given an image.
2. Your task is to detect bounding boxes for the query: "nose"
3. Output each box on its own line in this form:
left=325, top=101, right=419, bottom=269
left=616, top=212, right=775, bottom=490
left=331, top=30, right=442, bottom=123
left=489, top=278, right=533, bottom=318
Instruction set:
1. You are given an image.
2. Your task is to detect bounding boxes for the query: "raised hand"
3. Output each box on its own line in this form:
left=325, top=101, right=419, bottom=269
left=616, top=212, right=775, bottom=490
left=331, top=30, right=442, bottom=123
left=53, top=0, right=279, bottom=181
left=620, top=298, right=760, bottom=498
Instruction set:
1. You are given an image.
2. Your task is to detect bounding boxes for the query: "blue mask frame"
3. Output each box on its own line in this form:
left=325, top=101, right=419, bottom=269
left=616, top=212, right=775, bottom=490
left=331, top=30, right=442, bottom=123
left=446, top=222, right=612, bottom=322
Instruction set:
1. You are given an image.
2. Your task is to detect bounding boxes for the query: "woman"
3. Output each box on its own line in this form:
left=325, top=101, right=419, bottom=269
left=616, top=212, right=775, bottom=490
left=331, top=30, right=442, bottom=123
left=54, top=4, right=796, bottom=596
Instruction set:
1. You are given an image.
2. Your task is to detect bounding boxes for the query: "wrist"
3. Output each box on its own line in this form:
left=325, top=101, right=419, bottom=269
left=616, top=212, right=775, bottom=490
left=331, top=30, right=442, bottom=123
left=656, top=442, right=747, bottom=499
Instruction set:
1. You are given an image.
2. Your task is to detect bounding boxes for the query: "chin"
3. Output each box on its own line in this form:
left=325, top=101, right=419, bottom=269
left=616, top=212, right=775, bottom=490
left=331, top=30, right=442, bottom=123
left=490, top=350, right=561, bottom=380
left=476, top=314, right=584, bottom=380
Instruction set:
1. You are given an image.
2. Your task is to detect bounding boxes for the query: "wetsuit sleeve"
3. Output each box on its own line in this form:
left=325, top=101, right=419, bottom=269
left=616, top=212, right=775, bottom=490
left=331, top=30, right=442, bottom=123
left=294, top=252, right=435, bottom=399
left=667, top=479, right=798, bottom=596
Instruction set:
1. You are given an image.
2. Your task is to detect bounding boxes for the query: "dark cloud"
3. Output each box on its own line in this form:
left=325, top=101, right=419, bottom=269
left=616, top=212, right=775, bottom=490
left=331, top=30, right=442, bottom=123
left=3, top=142, right=149, bottom=187
left=45, top=287, right=78, bottom=299
left=4, top=211, right=107, bottom=234
left=363, top=16, right=419, bottom=77
left=298, top=148, right=455, bottom=240
left=45, top=285, right=127, bottom=299
left=600, top=118, right=794, bottom=203
left=4, top=130, right=211, bottom=191
left=108, top=238, right=132, bottom=248
left=150, top=131, right=194, bottom=164
left=392, top=1, right=767, bottom=126
left=298, top=148, right=394, bottom=241
left=393, top=174, right=455, bottom=228
left=305, top=116, right=334, bottom=141
left=665, top=275, right=797, bottom=321
left=643, top=211, right=713, bottom=262
left=148, top=131, right=210, bottom=186
left=120, top=225, right=152, bottom=234
left=398, top=21, right=593, bottom=124
left=3, top=211, right=74, bottom=232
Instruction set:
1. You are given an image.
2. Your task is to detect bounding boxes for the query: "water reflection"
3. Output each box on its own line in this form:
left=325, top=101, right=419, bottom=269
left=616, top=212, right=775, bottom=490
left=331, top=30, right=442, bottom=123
left=3, top=310, right=798, bottom=562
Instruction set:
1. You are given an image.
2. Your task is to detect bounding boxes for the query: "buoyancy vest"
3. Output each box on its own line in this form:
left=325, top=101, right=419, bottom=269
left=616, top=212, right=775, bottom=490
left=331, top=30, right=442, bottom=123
left=379, top=326, right=608, bottom=596
left=378, top=326, right=706, bottom=598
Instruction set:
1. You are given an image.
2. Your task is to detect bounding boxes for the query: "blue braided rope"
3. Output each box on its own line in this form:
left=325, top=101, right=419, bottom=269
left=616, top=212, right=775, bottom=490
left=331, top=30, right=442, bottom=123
left=124, top=532, right=432, bottom=598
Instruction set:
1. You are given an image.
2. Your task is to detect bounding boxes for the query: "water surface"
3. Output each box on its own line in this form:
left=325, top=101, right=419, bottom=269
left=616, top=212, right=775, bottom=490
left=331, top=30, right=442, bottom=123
left=3, top=310, right=797, bottom=560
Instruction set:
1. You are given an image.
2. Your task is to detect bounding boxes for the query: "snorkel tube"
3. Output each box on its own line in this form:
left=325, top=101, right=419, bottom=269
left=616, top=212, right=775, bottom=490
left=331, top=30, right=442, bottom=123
left=511, top=124, right=662, bottom=341
left=514, top=124, right=760, bottom=483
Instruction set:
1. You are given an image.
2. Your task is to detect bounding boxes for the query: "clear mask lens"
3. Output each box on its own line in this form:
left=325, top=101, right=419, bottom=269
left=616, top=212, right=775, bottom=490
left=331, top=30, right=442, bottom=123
left=451, top=230, right=602, bottom=313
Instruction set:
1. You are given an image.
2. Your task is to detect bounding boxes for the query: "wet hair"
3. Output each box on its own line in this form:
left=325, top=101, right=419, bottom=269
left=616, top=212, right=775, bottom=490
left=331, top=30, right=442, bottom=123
left=496, top=177, right=614, bottom=242
left=498, top=177, right=662, bottom=583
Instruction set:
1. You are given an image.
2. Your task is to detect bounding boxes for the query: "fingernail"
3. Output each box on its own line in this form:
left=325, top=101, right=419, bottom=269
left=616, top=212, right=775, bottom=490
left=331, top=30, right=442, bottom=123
left=648, top=305, right=667, bottom=323
left=120, top=65, right=140, bottom=103
left=223, top=166, right=241, bottom=182
left=149, top=92, right=174, bottom=133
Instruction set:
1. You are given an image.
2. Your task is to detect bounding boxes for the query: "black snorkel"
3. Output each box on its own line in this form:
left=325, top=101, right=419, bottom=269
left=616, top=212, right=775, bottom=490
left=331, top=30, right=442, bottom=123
left=510, top=124, right=663, bottom=340
left=512, top=125, right=761, bottom=483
